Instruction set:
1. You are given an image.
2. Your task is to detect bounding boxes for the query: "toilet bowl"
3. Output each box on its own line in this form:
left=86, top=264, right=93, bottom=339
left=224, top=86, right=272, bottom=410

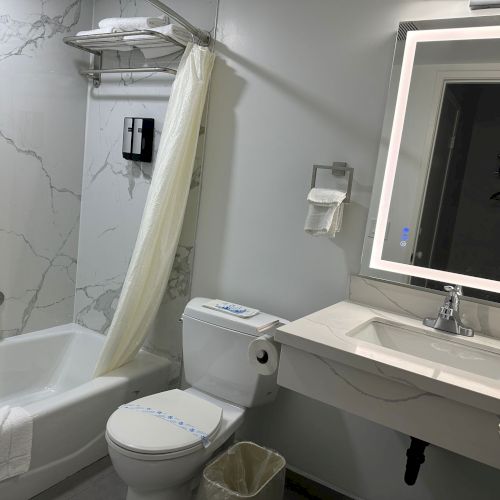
left=106, top=298, right=283, bottom=500
left=107, top=388, right=245, bottom=500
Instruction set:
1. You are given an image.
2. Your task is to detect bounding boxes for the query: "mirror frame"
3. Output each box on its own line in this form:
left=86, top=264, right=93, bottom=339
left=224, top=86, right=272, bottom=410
left=370, top=24, right=500, bottom=294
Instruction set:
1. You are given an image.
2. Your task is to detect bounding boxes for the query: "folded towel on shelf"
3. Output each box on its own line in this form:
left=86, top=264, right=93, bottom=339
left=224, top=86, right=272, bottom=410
left=76, top=28, right=112, bottom=36
left=98, top=16, right=168, bottom=32
left=0, top=406, right=33, bottom=482
left=75, top=27, right=133, bottom=51
left=125, top=24, right=191, bottom=59
left=304, top=188, right=346, bottom=238
left=74, top=22, right=190, bottom=57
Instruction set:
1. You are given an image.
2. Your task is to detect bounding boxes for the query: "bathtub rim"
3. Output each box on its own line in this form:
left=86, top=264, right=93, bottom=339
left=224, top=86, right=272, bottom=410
left=1, top=322, right=173, bottom=417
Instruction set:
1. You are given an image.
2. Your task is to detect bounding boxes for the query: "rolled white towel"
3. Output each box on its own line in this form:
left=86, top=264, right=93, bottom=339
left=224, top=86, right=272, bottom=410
left=98, top=16, right=167, bottom=31
left=125, top=24, right=192, bottom=46
left=0, top=406, right=33, bottom=481
left=125, top=24, right=192, bottom=59
left=304, top=188, right=346, bottom=238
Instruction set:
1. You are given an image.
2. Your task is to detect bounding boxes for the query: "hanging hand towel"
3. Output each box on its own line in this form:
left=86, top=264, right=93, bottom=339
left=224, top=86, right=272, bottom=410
left=304, top=188, right=346, bottom=238
left=98, top=16, right=168, bottom=32
left=328, top=200, right=344, bottom=237
left=0, top=406, right=33, bottom=482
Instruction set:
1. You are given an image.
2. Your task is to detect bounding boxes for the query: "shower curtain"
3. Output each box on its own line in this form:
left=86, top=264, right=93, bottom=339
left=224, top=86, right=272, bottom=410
left=94, top=43, right=215, bottom=377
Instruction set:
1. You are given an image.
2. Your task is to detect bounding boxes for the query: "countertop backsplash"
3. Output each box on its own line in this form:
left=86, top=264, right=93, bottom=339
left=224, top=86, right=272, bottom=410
left=349, top=275, right=500, bottom=341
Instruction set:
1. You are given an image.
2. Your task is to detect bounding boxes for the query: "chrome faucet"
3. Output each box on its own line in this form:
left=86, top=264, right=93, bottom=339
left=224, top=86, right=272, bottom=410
left=423, top=285, right=474, bottom=337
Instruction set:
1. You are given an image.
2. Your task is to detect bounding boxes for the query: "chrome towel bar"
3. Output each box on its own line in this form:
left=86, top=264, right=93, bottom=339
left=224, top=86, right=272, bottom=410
left=310, top=162, right=354, bottom=203
left=82, top=66, right=177, bottom=76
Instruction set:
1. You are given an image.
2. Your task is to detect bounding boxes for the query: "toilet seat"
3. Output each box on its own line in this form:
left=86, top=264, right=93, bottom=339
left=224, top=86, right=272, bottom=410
left=106, top=433, right=207, bottom=461
left=106, top=389, right=222, bottom=459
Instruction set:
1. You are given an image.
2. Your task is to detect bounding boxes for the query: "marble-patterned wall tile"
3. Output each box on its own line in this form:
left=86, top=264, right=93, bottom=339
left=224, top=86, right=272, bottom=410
left=350, top=275, right=500, bottom=340
left=75, top=0, right=217, bottom=368
left=0, top=0, right=91, bottom=338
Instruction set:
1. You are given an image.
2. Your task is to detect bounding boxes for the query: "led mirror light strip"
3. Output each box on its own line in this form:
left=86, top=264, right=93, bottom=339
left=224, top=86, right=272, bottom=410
left=370, top=25, right=500, bottom=293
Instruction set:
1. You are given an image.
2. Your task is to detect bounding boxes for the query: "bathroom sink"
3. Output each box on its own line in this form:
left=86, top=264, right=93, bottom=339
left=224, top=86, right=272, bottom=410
left=277, top=302, right=500, bottom=471
left=349, top=321, right=500, bottom=380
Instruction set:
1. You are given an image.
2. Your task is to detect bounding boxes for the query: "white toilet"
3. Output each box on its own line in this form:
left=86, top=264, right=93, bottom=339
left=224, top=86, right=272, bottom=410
left=105, top=297, right=283, bottom=500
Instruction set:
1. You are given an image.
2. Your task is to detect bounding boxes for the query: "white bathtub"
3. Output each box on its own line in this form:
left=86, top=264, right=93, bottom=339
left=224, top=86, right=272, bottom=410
left=0, top=324, right=173, bottom=500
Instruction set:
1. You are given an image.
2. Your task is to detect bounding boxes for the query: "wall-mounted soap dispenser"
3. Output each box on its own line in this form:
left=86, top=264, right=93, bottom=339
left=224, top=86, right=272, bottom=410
left=123, top=118, right=134, bottom=160
left=122, top=117, right=154, bottom=163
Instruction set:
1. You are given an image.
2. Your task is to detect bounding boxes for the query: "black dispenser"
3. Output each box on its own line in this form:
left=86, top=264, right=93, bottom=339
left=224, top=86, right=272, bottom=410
left=123, top=117, right=154, bottom=162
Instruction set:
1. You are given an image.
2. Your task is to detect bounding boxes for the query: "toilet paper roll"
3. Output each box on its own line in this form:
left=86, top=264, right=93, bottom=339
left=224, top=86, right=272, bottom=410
left=248, top=333, right=280, bottom=376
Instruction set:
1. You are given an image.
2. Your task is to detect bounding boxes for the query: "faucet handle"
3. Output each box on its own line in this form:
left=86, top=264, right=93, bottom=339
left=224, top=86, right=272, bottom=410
left=439, top=305, right=453, bottom=320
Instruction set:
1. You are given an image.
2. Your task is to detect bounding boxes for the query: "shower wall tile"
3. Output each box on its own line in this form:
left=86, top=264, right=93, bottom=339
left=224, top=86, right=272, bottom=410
left=0, top=0, right=91, bottom=338
left=74, top=0, right=217, bottom=365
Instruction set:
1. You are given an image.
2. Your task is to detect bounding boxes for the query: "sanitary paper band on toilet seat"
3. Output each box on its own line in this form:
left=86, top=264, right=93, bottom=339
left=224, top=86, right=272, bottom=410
left=119, top=404, right=211, bottom=448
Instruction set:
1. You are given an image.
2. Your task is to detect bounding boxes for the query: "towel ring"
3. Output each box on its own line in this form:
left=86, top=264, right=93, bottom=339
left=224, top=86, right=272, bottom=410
left=310, top=162, right=353, bottom=203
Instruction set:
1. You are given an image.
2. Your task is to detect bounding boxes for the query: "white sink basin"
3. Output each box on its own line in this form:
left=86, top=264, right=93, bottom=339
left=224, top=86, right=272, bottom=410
left=349, top=321, right=500, bottom=380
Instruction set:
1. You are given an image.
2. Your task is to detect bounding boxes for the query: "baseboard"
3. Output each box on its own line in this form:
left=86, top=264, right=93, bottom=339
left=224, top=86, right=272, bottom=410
left=286, top=464, right=365, bottom=500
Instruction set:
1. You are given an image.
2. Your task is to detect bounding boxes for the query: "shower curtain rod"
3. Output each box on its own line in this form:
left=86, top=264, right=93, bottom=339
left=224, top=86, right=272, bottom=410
left=144, top=0, right=210, bottom=46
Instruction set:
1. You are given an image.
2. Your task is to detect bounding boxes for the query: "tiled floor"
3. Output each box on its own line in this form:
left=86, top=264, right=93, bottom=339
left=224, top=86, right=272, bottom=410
left=284, top=470, right=352, bottom=500
left=33, top=456, right=351, bottom=500
left=33, top=458, right=127, bottom=500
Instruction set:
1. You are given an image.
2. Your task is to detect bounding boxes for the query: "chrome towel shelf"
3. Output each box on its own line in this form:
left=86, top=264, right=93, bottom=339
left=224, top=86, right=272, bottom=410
left=63, top=30, right=184, bottom=87
left=83, top=66, right=177, bottom=76
left=310, top=162, right=353, bottom=203
left=64, top=30, right=186, bottom=55
left=63, top=0, right=210, bottom=88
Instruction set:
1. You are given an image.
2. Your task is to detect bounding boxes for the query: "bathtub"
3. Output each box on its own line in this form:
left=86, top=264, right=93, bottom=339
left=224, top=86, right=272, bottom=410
left=0, top=323, right=173, bottom=500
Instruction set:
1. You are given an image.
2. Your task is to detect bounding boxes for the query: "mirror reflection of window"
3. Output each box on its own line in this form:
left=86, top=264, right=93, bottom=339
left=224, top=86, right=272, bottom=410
left=373, top=30, right=500, bottom=302
left=411, top=83, right=500, bottom=301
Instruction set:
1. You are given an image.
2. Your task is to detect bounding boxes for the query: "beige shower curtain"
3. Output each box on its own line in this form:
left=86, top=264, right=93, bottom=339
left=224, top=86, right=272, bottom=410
left=94, top=43, right=215, bottom=377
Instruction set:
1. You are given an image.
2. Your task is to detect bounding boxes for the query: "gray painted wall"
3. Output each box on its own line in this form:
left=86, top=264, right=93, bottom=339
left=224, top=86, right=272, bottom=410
left=192, top=1, right=500, bottom=498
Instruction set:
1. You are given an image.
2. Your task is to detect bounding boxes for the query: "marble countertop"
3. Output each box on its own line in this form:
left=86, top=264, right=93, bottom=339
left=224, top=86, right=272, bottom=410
left=276, top=301, right=500, bottom=414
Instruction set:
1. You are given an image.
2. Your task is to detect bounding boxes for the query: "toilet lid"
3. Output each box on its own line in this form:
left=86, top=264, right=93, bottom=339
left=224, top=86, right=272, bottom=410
left=106, top=389, right=223, bottom=454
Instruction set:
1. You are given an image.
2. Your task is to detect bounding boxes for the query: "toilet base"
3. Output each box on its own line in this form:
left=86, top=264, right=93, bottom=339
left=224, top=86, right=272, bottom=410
left=107, top=389, right=247, bottom=500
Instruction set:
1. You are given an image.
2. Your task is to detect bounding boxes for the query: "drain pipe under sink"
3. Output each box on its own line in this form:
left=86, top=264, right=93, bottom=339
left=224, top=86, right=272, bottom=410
left=404, top=437, right=429, bottom=485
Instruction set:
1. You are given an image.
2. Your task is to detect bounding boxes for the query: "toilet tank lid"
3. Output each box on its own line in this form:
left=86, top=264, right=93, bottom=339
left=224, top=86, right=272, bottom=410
left=183, top=297, right=282, bottom=336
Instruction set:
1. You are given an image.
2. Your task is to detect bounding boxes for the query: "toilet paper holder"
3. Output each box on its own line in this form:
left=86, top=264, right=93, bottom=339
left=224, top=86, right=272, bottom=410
left=248, top=318, right=288, bottom=376
left=310, top=162, right=354, bottom=203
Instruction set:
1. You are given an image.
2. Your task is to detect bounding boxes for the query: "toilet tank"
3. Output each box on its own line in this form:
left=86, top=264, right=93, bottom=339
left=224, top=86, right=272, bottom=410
left=182, top=298, right=282, bottom=408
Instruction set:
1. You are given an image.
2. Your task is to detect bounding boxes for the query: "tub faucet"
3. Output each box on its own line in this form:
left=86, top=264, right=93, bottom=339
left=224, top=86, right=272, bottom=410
left=423, top=285, right=474, bottom=337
